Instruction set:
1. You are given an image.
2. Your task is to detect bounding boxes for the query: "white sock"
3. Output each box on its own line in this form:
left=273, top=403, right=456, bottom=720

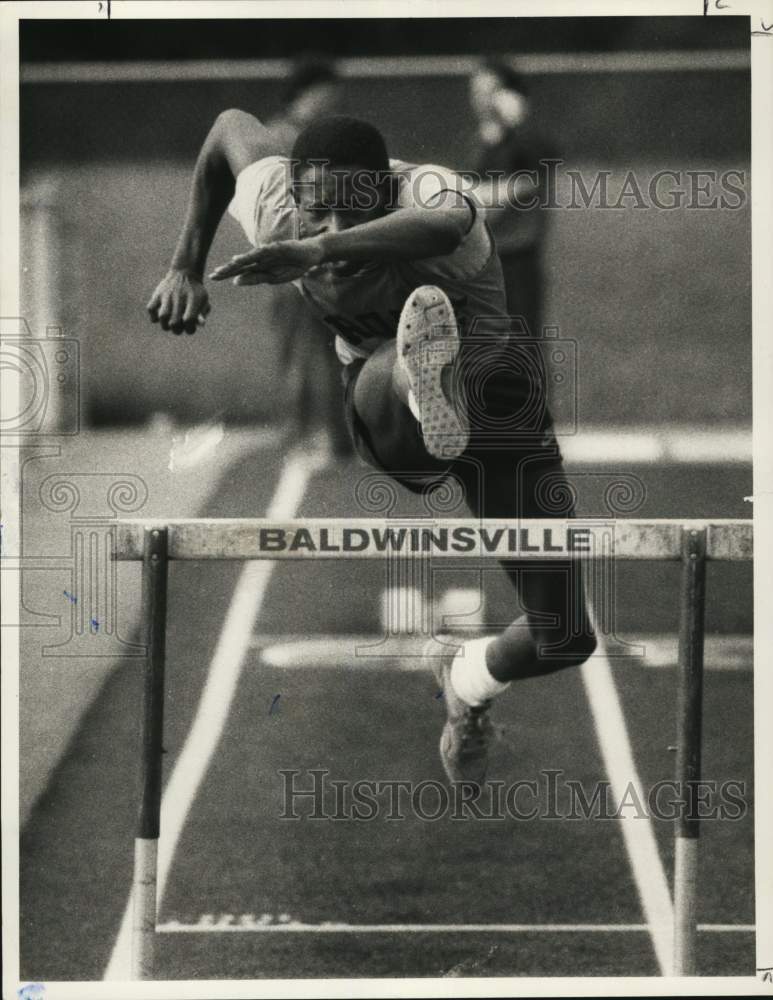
left=450, top=636, right=511, bottom=707
left=407, top=389, right=422, bottom=423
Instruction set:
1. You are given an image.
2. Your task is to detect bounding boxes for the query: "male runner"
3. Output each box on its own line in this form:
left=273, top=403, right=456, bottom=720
left=147, top=111, right=596, bottom=784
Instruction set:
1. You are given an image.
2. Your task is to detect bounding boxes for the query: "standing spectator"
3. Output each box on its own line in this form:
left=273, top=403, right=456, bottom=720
left=268, top=58, right=341, bottom=154
left=469, top=59, right=557, bottom=338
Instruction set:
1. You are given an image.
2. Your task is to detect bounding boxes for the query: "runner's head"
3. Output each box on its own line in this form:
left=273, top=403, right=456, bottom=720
left=290, top=116, right=393, bottom=237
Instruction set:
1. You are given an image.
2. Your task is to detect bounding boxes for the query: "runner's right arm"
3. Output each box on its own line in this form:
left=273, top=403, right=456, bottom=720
left=148, top=110, right=282, bottom=334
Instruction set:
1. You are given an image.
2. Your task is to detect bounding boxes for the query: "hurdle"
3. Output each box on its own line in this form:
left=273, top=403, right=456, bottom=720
left=113, top=517, right=753, bottom=979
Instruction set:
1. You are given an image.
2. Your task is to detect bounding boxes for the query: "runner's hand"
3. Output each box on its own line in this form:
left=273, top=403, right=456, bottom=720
left=147, top=270, right=211, bottom=335
left=209, top=239, right=325, bottom=285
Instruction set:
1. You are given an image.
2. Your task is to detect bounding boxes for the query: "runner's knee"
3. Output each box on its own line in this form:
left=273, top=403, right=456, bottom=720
left=532, top=628, right=597, bottom=673
left=352, top=341, right=436, bottom=472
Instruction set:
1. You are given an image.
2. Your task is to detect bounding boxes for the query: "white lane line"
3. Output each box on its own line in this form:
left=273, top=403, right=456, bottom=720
left=154, top=921, right=754, bottom=935
left=251, top=632, right=754, bottom=672
left=558, top=426, right=751, bottom=465
left=580, top=637, right=675, bottom=976
left=561, top=431, right=663, bottom=464
left=625, top=633, right=752, bottom=670
left=104, top=445, right=327, bottom=980
left=254, top=634, right=425, bottom=668
left=663, top=428, right=752, bottom=465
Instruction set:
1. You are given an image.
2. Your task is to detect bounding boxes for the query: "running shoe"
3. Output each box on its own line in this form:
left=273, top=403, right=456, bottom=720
left=396, top=285, right=469, bottom=459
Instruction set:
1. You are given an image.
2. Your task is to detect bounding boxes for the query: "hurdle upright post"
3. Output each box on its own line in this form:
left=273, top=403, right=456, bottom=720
left=673, top=525, right=707, bottom=976
left=131, top=526, right=169, bottom=979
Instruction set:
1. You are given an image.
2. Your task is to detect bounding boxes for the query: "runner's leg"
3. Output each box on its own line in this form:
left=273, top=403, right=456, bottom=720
left=348, top=325, right=596, bottom=683
left=347, top=338, right=449, bottom=476
left=455, top=444, right=597, bottom=684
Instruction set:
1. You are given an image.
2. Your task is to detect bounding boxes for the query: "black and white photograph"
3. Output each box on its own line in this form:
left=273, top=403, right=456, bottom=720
left=2, top=1, right=771, bottom=995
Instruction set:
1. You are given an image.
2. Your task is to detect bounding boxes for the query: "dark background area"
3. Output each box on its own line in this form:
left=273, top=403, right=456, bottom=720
left=20, top=16, right=751, bottom=165
left=20, top=16, right=749, bottom=61
left=18, top=15, right=751, bottom=427
left=19, top=70, right=750, bottom=166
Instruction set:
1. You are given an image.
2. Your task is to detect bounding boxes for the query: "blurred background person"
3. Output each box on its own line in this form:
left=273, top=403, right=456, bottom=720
left=469, top=59, right=558, bottom=337
left=268, top=56, right=340, bottom=153
left=266, top=56, right=353, bottom=454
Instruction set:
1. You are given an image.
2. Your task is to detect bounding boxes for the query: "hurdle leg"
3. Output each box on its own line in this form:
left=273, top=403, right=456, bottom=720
left=673, top=526, right=707, bottom=975
left=131, top=527, right=169, bottom=979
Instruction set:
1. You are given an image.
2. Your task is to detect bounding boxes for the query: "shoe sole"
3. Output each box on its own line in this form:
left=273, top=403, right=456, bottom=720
left=396, top=286, right=469, bottom=460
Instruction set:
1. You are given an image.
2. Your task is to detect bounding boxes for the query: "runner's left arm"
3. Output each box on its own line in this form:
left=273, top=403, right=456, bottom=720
left=148, top=109, right=282, bottom=332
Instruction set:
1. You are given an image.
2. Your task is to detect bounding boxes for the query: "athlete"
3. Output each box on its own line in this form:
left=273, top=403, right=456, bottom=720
left=147, top=111, right=597, bottom=784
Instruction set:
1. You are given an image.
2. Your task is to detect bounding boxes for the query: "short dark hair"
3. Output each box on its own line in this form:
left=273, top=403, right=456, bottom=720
left=282, top=57, right=338, bottom=107
left=290, top=115, right=390, bottom=178
left=481, top=58, right=529, bottom=98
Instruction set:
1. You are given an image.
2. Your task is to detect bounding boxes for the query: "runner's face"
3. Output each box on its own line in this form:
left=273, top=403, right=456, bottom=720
left=293, top=163, right=385, bottom=239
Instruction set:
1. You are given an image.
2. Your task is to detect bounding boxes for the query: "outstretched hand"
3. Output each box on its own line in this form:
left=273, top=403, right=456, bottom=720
left=147, top=270, right=211, bottom=334
left=209, top=239, right=325, bottom=285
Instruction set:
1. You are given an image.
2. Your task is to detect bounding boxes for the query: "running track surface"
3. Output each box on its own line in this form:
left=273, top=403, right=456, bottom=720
left=20, top=439, right=754, bottom=981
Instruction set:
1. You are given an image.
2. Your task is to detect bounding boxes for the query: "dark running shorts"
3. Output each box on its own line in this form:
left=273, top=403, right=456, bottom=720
left=340, top=358, right=574, bottom=521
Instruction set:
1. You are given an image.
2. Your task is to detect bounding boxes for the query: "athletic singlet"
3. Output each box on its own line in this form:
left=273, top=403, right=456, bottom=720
left=228, top=157, right=515, bottom=365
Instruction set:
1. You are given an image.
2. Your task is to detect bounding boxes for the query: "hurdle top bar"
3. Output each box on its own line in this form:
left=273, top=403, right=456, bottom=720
left=113, top=519, right=752, bottom=562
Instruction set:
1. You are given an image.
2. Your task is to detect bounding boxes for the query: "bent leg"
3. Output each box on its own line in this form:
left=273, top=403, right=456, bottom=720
left=344, top=283, right=470, bottom=477
left=455, top=443, right=596, bottom=683
left=484, top=560, right=597, bottom=682
left=347, top=339, right=449, bottom=477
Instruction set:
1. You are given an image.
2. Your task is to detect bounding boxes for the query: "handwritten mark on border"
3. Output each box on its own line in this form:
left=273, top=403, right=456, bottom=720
left=18, top=985, right=45, bottom=1000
